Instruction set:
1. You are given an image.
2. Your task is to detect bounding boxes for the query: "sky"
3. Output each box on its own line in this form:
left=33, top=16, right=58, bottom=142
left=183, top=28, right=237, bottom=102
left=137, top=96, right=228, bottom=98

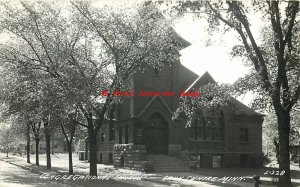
left=174, top=16, right=248, bottom=84
left=172, top=5, right=264, bottom=84
left=172, top=12, right=262, bottom=106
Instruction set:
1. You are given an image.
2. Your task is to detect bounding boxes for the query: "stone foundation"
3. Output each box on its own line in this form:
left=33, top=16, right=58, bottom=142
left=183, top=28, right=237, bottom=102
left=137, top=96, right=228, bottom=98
left=187, top=152, right=263, bottom=169
left=113, top=143, right=147, bottom=170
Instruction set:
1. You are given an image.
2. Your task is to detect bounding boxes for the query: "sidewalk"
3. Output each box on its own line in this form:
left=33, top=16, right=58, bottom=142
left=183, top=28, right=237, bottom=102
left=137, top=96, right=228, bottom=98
left=0, top=153, right=284, bottom=187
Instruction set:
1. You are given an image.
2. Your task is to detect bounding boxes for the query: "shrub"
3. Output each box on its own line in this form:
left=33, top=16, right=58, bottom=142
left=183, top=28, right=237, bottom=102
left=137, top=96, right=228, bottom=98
left=142, top=161, right=154, bottom=173
left=179, top=152, right=190, bottom=165
left=262, top=154, right=271, bottom=166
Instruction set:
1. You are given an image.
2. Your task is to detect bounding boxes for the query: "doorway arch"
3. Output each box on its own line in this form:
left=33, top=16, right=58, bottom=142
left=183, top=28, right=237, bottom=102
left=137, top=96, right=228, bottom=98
left=144, top=113, right=168, bottom=154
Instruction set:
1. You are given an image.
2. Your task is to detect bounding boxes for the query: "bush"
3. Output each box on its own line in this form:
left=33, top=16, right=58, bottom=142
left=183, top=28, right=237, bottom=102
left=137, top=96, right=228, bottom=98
left=190, top=164, right=197, bottom=170
left=291, top=154, right=299, bottom=163
left=142, top=161, right=154, bottom=173
left=262, top=154, right=271, bottom=166
left=179, top=151, right=190, bottom=166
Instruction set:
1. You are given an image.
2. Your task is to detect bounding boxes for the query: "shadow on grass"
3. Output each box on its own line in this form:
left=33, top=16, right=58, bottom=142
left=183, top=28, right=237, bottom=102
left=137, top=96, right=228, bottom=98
left=1, top=158, right=143, bottom=187
left=0, top=172, right=74, bottom=187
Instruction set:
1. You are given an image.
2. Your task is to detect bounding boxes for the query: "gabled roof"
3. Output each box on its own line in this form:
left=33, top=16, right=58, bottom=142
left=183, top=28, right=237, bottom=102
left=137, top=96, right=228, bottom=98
left=184, top=71, right=216, bottom=92
left=228, top=97, right=264, bottom=117
left=182, top=71, right=263, bottom=117
left=168, top=28, right=191, bottom=50
left=133, top=95, right=173, bottom=118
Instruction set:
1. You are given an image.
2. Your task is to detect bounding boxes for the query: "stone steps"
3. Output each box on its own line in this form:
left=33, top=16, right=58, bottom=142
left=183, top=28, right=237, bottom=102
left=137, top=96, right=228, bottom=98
left=147, top=154, right=190, bottom=172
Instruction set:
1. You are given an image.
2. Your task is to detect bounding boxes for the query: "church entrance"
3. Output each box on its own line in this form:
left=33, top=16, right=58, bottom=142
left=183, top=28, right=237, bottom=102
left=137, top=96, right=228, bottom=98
left=145, top=113, right=168, bottom=154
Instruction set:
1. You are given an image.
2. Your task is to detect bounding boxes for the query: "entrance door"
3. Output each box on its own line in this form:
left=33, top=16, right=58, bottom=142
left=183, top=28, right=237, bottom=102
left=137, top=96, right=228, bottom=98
left=145, top=127, right=167, bottom=154
left=145, top=113, right=168, bottom=154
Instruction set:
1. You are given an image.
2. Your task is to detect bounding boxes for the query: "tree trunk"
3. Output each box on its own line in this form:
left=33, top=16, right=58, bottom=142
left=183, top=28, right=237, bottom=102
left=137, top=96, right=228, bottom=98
left=60, top=122, right=76, bottom=175
left=88, top=129, right=98, bottom=176
left=52, top=133, right=54, bottom=155
left=299, top=140, right=300, bottom=168
left=26, top=124, right=30, bottom=163
left=273, top=138, right=280, bottom=164
left=277, top=110, right=292, bottom=187
left=85, top=140, right=88, bottom=160
left=35, top=139, right=40, bottom=166
left=6, top=147, right=8, bottom=157
left=45, top=128, right=51, bottom=169
left=44, top=120, right=51, bottom=169
left=67, top=142, right=73, bottom=175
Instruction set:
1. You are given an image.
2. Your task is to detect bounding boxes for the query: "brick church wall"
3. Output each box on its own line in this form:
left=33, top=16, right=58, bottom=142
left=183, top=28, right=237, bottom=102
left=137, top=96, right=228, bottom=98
left=224, top=116, right=263, bottom=154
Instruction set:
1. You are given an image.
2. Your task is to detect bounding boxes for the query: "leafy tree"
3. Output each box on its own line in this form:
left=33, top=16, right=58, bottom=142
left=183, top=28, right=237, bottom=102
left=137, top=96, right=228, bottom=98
left=11, top=113, right=32, bottom=163
left=0, top=126, right=17, bottom=157
left=59, top=115, right=77, bottom=175
left=0, top=62, right=81, bottom=172
left=0, top=62, right=44, bottom=165
left=71, top=1, right=182, bottom=176
left=0, top=42, right=64, bottom=168
left=173, top=1, right=299, bottom=186
left=53, top=104, right=81, bottom=175
left=173, top=83, right=232, bottom=127
left=0, top=1, right=181, bottom=176
left=0, top=64, right=32, bottom=161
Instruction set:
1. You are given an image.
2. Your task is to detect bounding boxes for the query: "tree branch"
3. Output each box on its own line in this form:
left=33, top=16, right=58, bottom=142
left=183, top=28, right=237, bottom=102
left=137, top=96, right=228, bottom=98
left=71, top=2, right=119, bottom=60
left=226, top=1, right=272, bottom=94
left=71, top=117, right=88, bottom=128
left=283, top=2, right=299, bottom=48
left=60, top=123, right=70, bottom=143
left=288, top=85, right=300, bottom=111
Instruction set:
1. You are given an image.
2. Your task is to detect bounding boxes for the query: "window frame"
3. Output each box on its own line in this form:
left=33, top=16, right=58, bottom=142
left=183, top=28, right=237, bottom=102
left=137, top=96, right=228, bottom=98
left=100, top=132, right=105, bottom=142
left=239, top=128, right=249, bottom=142
left=125, top=126, right=129, bottom=144
left=190, top=116, right=223, bottom=141
left=109, top=121, right=115, bottom=141
left=119, top=127, right=123, bottom=144
left=212, top=154, right=222, bottom=168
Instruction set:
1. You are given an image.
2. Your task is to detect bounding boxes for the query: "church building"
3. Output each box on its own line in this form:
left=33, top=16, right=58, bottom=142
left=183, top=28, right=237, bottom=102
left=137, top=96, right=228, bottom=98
left=87, top=26, right=264, bottom=172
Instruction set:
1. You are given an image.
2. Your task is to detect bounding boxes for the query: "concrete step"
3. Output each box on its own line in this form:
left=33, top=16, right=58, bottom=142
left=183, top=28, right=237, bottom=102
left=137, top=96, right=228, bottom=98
left=152, top=161, right=186, bottom=165
left=154, top=166, right=188, bottom=169
left=152, top=161, right=185, bottom=163
left=155, top=168, right=190, bottom=172
left=152, top=161, right=186, bottom=164
left=147, top=154, right=190, bottom=172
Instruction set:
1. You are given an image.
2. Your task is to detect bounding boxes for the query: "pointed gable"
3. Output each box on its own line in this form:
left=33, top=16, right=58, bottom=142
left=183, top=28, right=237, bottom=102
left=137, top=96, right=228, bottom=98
left=181, top=71, right=263, bottom=117
left=228, top=97, right=264, bottom=117
left=184, top=71, right=216, bottom=92
left=134, top=95, right=173, bottom=119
